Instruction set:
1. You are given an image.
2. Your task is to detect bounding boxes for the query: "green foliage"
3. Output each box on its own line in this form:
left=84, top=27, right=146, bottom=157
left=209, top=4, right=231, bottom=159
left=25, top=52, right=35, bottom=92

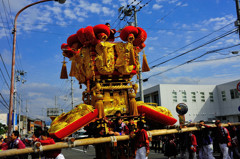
left=0, top=123, right=8, bottom=135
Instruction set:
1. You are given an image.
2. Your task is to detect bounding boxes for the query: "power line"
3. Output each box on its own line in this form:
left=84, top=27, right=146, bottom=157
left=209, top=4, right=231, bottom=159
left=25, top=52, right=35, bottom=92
left=193, top=54, right=240, bottom=63
left=0, top=93, right=9, bottom=110
left=0, top=64, right=10, bottom=89
left=144, top=43, right=240, bottom=81
left=149, top=22, right=234, bottom=64
left=0, top=53, right=11, bottom=80
left=150, top=28, right=238, bottom=69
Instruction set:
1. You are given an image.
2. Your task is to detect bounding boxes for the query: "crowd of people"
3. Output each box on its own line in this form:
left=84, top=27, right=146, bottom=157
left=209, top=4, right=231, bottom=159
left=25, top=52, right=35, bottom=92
left=1, top=114, right=240, bottom=159
left=0, top=128, right=65, bottom=159
left=151, top=120, right=240, bottom=159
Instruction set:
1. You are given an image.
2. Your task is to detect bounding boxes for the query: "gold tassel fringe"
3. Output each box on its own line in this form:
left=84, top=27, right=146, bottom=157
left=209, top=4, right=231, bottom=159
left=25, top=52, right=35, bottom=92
left=60, top=60, right=68, bottom=79
left=69, top=59, right=76, bottom=77
left=142, top=51, right=150, bottom=72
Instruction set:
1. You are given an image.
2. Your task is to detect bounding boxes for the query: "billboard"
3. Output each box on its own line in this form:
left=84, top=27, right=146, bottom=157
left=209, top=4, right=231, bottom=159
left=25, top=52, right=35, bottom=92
left=47, top=108, right=63, bottom=117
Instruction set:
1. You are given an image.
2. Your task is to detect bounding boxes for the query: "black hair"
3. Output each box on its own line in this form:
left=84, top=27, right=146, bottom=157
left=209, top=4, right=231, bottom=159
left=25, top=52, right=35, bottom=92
left=105, top=23, right=110, bottom=26
left=129, top=117, right=134, bottom=121
left=115, top=110, right=121, bottom=115
left=12, top=131, right=19, bottom=138
left=199, top=120, right=204, bottom=123
left=116, top=116, right=123, bottom=121
left=137, top=121, right=144, bottom=129
left=41, top=130, right=49, bottom=137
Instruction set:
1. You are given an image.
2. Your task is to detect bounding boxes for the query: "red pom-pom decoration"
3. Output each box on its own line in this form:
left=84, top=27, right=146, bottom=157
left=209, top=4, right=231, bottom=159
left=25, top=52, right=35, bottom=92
left=93, top=24, right=110, bottom=39
left=120, top=26, right=138, bottom=41
left=67, top=34, right=79, bottom=47
left=84, top=26, right=98, bottom=45
left=133, top=27, right=147, bottom=46
left=139, top=43, right=146, bottom=49
left=61, top=43, right=69, bottom=51
left=61, top=43, right=76, bottom=58
left=76, top=28, right=87, bottom=45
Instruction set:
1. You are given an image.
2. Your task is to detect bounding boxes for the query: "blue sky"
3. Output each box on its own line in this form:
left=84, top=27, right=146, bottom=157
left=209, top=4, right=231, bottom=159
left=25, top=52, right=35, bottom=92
left=0, top=0, right=240, bottom=122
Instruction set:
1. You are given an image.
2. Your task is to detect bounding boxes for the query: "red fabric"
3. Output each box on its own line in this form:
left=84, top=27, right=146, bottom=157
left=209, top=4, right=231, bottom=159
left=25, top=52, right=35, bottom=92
left=120, top=26, right=138, bottom=41
left=191, top=134, right=197, bottom=146
left=39, top=138, right=61, bottom=158
left=76, top=28, right=87, bottom=45
left=137, top=105, right=177, bottom=125
left=133, top=27, right=147, bottom=46
left=0, top=142, right=8, bottom=150
left=93, top=24, right=110, bottom=39
left=216, top=127, right=231, bottom=144
left=84, top=26, right=98, bottom=46
left=139, top=43, right=146, bottom=49
left=7, top=139, right=26, bottom=149
left=67, top=34, right=80, bottom=47
left=61, top=43, right=78, bottom=58
left=134, top=129, right=149, bottom=150
left=49, top=109, right=98, bottom=139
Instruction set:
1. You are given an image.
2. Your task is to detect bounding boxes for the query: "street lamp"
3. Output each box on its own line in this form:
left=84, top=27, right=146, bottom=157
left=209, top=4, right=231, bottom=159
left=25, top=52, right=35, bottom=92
left=8, top=0, right=66, bottom=137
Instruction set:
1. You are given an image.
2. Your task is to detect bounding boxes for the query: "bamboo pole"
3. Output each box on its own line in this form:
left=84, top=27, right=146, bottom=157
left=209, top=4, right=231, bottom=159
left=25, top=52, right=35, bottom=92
left=0, top=123, right=239, bottom=157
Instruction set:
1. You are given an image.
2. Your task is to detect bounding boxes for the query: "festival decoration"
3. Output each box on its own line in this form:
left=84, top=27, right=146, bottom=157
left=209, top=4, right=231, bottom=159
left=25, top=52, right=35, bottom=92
left=51, top=24, right=177, bottom=139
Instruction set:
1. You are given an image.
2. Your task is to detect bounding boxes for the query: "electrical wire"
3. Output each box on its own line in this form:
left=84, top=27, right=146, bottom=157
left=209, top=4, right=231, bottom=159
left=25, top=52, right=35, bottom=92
left=0, top=53, right=11, bottom=80
left=193, top=54, right=240, bottom=63
left=149, top=22, right=234, bottom=64
left=0, top=93, right=9, bottom=110
left=144, top=43, right=240, bottom=81
left=150, top=28, right=238, bottom=69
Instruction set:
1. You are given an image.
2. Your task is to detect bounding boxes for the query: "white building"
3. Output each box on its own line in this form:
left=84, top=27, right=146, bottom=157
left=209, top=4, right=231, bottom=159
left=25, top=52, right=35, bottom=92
left=137, top=79, right=240, bottom=123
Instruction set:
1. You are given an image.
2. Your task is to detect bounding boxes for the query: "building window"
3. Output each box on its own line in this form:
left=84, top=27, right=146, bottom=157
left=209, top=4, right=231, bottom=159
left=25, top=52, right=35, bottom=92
left=209, top=92, right=214, bottom=102
left=191, top=92, right=196, bottom=102
left=230, top=89, right=239, bottom=99
left=153, top=93, right=159, bottom=105
left=182, top=91, right=187, bottom=102
left=144, top=95, right=150, bottom=103
left=200, top=92, right=205, bottom=102
left=221, top=91, right=226, bottom=101
left=172, top=91, right=177, bottom=102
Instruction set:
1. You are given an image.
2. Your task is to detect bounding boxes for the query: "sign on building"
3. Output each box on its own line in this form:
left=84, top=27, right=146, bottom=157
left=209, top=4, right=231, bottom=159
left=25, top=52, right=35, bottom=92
left=47, top=108, right=63, bottom=117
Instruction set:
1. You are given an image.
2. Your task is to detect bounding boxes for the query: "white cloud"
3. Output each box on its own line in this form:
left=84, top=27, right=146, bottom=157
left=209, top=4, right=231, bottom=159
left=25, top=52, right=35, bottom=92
left=153, top=4, right=163, bottom=10
left=64, top=9, right=77, bottom=19
left=148, top=47, right=154, bottom=51
left=102, top=0, right=112, bottom=4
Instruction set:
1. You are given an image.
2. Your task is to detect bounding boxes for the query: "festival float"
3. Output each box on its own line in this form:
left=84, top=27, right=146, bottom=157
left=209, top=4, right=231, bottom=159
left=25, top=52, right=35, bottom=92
left=48, top=24, right=177, bottom=139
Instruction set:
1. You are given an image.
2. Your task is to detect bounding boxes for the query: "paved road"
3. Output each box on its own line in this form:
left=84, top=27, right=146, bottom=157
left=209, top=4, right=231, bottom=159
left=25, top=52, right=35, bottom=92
left=62, top=145, right=222, bottom=159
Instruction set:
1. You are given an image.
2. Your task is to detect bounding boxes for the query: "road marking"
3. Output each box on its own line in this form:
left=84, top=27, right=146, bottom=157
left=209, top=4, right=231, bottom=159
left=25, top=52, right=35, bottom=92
left=72, top=148, right=84, bottom=152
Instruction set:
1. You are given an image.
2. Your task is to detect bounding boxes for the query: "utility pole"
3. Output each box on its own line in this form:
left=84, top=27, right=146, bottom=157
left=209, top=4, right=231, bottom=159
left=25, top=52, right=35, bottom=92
left=71, top=77, right=74, bottom=109
left=13, top=73, right=17, bottom=130
left=13, top=70, right=26, bottom=131
left=25, top=99, right=28, bottom=134
left=18, top=95, right=21, bottom=134
left=133, top=6, right=144, bottom=102
left=235, top=0, right=240, bottom=38
left=55, top=96, right=57, bottom=108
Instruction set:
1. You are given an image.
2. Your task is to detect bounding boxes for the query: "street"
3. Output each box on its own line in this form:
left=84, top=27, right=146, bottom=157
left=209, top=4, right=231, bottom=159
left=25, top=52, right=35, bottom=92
left=62, top=145, right=222, bottom=159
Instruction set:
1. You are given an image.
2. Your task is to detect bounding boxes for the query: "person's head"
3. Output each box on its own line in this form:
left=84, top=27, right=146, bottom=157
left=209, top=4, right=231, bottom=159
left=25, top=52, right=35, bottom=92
left=41, top=130, right=49, bottom=140
left=34, top=127, right=43, bottom=138
left=137, top=121, right=144, bottom=130
left=115, top=110, right=121, bottom=117
left=129, top=117, right=134, bottom=124
left=116, top=117, right=123, bottom=125
left=215, top=120, right=221, bottom=128
left=105, top=23, right=110, bottom=29
left=11, top=131, right=19, bottom=141
left=199, top=120, right=204, bottom=126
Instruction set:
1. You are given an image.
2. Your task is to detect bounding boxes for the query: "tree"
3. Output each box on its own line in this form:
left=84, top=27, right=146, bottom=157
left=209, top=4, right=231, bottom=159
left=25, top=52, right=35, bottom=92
left=0, top=123, right=8, bottom=135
